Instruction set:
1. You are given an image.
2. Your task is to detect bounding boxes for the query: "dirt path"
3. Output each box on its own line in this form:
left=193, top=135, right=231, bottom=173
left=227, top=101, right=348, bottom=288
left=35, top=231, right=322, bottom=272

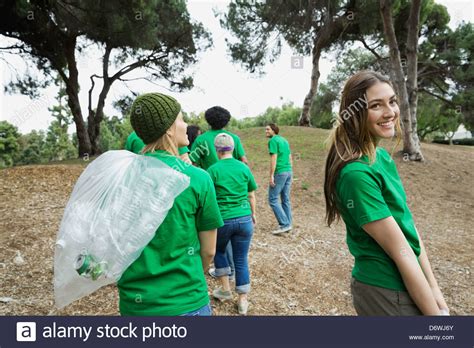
left=0, top=127, right=472, bottom=315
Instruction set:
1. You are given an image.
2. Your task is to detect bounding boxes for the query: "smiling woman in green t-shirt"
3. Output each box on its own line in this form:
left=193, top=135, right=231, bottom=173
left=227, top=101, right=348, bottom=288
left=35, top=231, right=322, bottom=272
left=118, top=93, right=223, bottom=316
left=324, top=71, right=449, bottom=316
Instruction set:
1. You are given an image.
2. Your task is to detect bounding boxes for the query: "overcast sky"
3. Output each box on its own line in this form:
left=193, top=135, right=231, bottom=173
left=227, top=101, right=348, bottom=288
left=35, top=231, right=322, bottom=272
left=0, top=0, right=472, bottom=134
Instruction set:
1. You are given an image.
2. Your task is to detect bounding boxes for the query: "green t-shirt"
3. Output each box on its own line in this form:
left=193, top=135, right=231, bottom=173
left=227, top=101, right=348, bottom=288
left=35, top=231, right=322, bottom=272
left=268, top=135, right=292, bottom=174
left=207, top=158, right=258, bottom=220
left=336, top=147, right=421, bottom=291
left=117, top=150, right=224, bottom=315
left=178, top=146, right=189, bottom=155
left=189, top=129, right=246, bottom=170
left=125, top=131, right=145, bottom=154
left=124, top=132, right=188, bottom=156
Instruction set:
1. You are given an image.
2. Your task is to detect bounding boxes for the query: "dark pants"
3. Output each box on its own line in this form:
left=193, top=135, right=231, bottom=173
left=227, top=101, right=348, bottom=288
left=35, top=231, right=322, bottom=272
left=351, top=278, right=422, bottom=316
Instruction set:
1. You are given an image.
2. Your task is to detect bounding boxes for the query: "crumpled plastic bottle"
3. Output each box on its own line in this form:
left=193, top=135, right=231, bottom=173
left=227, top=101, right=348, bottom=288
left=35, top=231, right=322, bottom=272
left=54, top=150, right=190, bottom=308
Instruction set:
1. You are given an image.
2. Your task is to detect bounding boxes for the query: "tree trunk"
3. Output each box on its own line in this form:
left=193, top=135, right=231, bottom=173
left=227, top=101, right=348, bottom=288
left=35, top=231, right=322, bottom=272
left=298, top=9, right=338, bottom=127
left=299, top=47, right=321, bottom=127
left=88, top=45, right=113, bottom=155
left=88, top=80, right=111, bottom=155
left=406, top=0, right=424, bottom=160
left=380, top=0, right=421, bottom=160
left=63, top=37, right=91, bottom=158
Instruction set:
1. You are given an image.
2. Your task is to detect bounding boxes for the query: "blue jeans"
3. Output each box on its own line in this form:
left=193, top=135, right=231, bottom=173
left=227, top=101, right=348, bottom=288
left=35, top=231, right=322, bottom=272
left=214, top=215, right=253, bottom=294
left=268, top=171, right=293, bottom=228
left=180, top=303, right=212, bottom=316
left=214, top=242, right=235, bottom=276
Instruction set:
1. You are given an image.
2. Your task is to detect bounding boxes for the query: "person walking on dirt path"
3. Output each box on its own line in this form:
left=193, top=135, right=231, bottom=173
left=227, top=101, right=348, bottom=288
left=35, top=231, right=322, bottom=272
left=118, top=92, right=223, bottom=316
left=324, top=71, right=449, bottom=316
left=190, top=106, right=248, bottom=170
left=190, top=106, right=248, bottom=278
left=266, top=123, right=293, bottom=235
left=207, top=133, right=257, bottom=315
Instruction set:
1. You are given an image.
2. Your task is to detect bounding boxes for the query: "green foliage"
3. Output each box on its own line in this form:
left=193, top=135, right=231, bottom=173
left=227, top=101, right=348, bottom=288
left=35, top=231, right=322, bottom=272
left=450, top=23, right=474, bottom=131
left=112, top=96, right=134, bottom=117
left=43, top=120, right=77, bottom=162
left=310, top=83, right=337, bottom=129
left=41, top=77, right=76, bottom=161
left=220, top=0, right=349, bottom=74
left=183, top=111, right=209, bottom=132
left=432, top=138, right=474, bottom=146
left=0, top=121, right=21, bottom=168
left=251, top=102, right=301, bottom=127
left=417, top=94, right=463, bottom=141
left=1, top=0, right=212, bottom=156
left=15, top=130, right=46, bottom=165
left=417, top=16, right=473, bottom=131
left=99, top=115, right=133, bottom=152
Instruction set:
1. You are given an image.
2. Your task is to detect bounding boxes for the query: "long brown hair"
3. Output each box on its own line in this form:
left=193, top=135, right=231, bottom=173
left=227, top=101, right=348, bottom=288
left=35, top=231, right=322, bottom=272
left=324, top=71, right=401, bottom=226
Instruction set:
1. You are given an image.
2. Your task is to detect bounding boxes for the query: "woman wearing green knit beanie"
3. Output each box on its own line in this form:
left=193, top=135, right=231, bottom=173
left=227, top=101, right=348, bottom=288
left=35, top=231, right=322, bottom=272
left=117, top=92, right=224, bottom=316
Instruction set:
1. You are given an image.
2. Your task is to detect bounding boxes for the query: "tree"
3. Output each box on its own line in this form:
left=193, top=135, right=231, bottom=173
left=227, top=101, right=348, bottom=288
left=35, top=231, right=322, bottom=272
left=448, top=23, right=474, bottom=131
left=380, top=0, right=423, bottom=160
left=310, top=83, right=337, bottom=129
left=0, top=0, right=211, bottom=157
left=0, top=121, right=20, bottom=168
left=331, top=2, right=471, bottom=142
left=43, top=78, right=76, bottom=161
left=417, top=94, right=463, bottom=141
left=43, top=120, right=76, bottom=161
left=15, top=130, right=46, bottom=165
left=220, top=0, right=357, bottom=126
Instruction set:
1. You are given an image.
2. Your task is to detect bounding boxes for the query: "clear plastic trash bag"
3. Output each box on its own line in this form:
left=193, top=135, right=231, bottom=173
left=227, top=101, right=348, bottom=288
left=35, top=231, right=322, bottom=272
left=54, top=150, right=190, bottom=308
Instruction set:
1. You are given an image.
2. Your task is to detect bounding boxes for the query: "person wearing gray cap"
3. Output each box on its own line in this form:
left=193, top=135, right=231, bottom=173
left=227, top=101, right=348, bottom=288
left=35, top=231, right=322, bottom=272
left=207, top=133, right=257, bottom=315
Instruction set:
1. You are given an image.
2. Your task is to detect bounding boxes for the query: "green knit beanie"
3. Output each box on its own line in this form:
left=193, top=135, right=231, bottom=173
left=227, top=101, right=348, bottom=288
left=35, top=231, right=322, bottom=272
left=130, top=93, right=181, bottom=144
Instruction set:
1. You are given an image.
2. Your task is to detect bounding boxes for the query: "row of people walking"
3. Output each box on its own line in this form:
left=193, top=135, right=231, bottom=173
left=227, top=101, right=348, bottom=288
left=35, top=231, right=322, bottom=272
left=118, top=70, right=448, bottom=316
left=121, top=97, right=293, bottom=315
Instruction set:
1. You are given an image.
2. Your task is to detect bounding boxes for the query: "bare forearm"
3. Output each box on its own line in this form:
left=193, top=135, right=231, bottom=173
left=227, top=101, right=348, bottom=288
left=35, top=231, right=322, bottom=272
left=200, top=251, right=213, bottom=271
left=418, top=241, right=438, bottom=288
left=249, top=193, right=256, bottom=216
left=363, top=218, right=440, bottom=315
left=198, top=229, right=216, bottom=272
left=415, top=229, right=439, bottom=288
left=269, top=155, right=277, bottom=176
left=396, top=253, right=440, bottom=315
left=416, top=229, right=449, bottom=312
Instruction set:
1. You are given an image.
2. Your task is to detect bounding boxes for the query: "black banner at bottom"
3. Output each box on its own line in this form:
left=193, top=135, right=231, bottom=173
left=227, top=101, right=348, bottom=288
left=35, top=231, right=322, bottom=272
left=1, top=316, right=472, bottom=347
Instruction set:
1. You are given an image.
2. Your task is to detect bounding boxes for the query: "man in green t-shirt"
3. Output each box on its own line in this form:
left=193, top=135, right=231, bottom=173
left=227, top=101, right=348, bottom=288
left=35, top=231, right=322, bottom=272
left=265, top=123, right=293, bottom=235
left=190, top=106, right=248, bottom=170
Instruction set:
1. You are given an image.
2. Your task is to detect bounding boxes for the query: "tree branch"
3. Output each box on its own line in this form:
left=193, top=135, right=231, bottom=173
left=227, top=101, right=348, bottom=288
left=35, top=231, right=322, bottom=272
left=358, top=37, right=383, bottom=60
left=419, top=88, right=455, bottom=107
left=88, top=74, right=101, bottom=114
left=110, top=51, right=168, bottom=82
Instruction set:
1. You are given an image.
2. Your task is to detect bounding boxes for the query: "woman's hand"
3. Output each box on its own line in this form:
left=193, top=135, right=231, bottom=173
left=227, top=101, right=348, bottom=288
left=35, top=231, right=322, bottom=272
left=431, top=285, right=449, bottom=314
left=362, top=217, right=441, bottom=315
left=252, top=214, right=257, bottom=225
